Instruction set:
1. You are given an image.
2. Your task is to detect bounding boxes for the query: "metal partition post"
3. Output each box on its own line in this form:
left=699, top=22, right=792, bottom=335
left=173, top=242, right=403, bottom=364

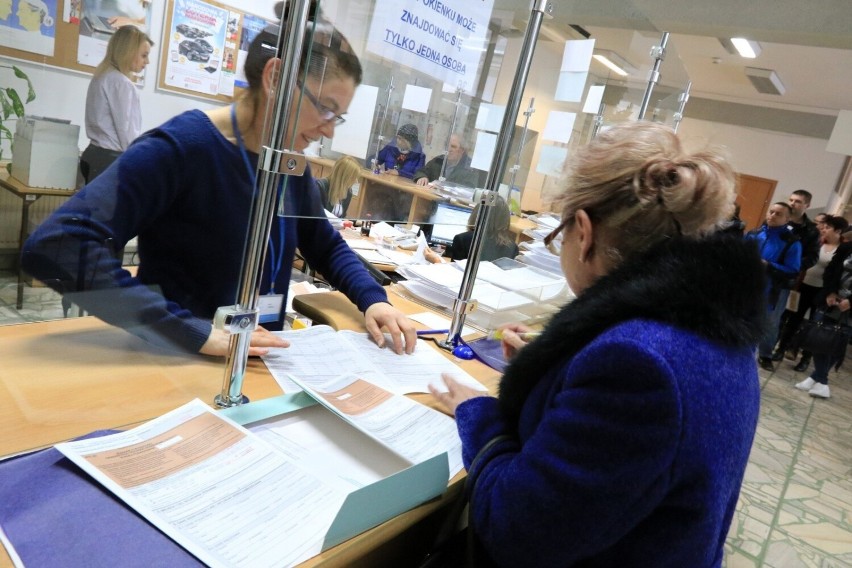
left=438, top=0, right=553, bottom=349
left=672, top=80, right=691, bottom=132
left=507, top=97, right=536, bottom=199
left=438, top=89, right=463, bottom=182
left=591, top=99, right=606, bottom=139
left=371, top=76, right=395, bottom=172
left=215, top=0, right=312, bottom=408
left=638, top=32, right=669, bottom=120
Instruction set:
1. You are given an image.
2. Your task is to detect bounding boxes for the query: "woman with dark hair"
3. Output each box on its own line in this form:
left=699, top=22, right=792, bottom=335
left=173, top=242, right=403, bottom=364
left=430, top=122, right=764, bottom=566
left=794, top=220, right=852, bottom=398
left=424, top=196, right=518, bottom=263
left=22, top=1, right=416, bottom=356
left=782, top=214, right=849, bottom=372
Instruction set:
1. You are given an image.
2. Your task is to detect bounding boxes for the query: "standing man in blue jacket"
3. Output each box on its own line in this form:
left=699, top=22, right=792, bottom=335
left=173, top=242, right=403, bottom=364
left=746, top=202, right=802, bottom=371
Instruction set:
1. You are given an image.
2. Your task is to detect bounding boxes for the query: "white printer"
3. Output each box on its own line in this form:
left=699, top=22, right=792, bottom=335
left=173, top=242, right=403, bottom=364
left=11, top=116, right=80, bottom=190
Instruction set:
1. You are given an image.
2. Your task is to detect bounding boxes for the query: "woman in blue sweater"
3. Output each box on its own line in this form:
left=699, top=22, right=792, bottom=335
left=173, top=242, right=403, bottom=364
left=22, top=4, right=415, bottom=356
left=430, top=122, right=765, bottom=566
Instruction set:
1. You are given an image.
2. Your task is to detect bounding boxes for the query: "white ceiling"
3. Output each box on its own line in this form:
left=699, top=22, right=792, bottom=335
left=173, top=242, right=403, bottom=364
left=494, top=0, right=852, bottom=136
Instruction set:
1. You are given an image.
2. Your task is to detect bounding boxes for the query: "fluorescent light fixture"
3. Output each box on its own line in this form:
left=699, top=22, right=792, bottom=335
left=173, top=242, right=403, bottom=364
left=730, top=38, right=762, bottom=58
left=744, top=67, right=786, bottom=95
left=592, top=50, right=633, bottom=76
left=719, top=37, right=762, bottom=58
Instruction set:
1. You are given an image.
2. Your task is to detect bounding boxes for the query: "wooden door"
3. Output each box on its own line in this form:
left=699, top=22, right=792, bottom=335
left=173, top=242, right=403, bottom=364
left=736, top=173, right=778, bottom=231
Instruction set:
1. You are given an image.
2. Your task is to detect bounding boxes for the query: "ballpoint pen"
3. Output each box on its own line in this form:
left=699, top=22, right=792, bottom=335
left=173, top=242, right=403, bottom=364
left=487, top=330, right=543, bottom=341
left=416, top=329, right=450, bottom=336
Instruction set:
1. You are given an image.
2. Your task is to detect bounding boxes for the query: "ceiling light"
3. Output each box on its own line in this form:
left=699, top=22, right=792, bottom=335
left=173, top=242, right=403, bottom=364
left=592, top=50, right=633, bottom=76
left=720, top=37, right=762, bottom=58
left=744, top=67, right=785, bottom=95
left=731, top=38, right=761, bottom=58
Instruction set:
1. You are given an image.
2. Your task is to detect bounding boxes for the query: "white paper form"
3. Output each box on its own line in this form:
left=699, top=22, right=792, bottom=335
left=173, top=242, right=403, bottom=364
left=250, top=404, right=413, bottom=492
left=262, top=326, right=486, bottom=395
left=55, top=399, right=348, bottom=568
left=290, top=374, right=464, bottom=477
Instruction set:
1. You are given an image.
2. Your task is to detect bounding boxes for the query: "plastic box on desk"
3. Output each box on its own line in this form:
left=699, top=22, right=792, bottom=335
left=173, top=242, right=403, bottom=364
left=11, top=116, right=80, bottom=190
left=397, top=260, right=572, bottom=329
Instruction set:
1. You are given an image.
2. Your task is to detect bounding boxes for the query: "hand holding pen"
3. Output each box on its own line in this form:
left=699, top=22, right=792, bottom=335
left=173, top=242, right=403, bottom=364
left=489, top=324, right=541, bottom=360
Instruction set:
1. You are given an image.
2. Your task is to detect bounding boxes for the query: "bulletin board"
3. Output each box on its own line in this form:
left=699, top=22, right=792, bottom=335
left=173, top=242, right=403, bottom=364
left=0, top=0, right=270, bottom=104
left=0, top=0, right=93, bottom=74
left=156, top=0, right=271, bottom=103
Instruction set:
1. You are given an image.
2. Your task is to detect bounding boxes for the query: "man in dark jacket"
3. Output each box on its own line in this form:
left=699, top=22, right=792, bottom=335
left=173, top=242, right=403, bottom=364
left=414, top=133, right=481, bottom=189
left=772, top=189, right=821, bottom=360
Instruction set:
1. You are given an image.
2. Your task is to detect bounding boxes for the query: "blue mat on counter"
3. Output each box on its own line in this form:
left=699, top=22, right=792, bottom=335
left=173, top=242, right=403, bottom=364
left=464, top=337, right=508, bottom=373
left=0, top=431, right=203, bottom=568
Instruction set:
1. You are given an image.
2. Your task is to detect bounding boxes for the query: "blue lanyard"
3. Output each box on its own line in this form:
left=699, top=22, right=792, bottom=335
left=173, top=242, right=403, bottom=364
left=230, top=104, right=286, bottom=293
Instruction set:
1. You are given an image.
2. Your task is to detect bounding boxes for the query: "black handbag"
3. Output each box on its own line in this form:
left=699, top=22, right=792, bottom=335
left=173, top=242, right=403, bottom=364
left=418, top=435, right=512, bottom=568
left=790, top=311, right=851, bottom=359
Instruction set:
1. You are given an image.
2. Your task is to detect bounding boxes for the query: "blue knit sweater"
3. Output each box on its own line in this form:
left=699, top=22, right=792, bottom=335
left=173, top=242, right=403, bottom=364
left=454, top=235, right=765, bottom=567
left=22, top=110, right=388, bottom=352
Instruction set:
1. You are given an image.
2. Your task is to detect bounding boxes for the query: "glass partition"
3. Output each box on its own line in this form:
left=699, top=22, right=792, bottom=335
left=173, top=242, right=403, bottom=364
left=0, top=0, right=692, bottom=455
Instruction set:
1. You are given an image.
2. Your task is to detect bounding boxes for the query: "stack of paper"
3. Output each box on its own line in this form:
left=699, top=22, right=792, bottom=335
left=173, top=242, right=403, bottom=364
left=262, top=325, right=487, bottom=395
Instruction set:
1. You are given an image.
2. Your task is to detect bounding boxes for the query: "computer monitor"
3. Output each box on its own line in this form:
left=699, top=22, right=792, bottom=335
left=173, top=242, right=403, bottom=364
left=428, top=202, right=472, bottom=246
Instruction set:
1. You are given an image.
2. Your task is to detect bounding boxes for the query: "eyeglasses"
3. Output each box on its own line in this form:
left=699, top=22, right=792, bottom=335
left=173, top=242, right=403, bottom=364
left=543, top=219, right=569, bottom=255
left=299, top=82, right=346, bottom=126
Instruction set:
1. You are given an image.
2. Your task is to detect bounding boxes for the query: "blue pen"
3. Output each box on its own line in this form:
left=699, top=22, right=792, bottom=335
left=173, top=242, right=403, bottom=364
left=416, top=329, right=449, bottom=336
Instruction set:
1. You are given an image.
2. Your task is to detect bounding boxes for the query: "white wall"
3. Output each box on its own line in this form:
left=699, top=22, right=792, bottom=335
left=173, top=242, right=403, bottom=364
left=678, top=117, right=845, bottom=210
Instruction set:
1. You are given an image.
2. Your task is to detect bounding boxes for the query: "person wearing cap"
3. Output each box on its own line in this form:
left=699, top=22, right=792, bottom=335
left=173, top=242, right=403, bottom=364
left=22, top=2, right=417, bottom=357
left=374, top=123, right=426, bottom=180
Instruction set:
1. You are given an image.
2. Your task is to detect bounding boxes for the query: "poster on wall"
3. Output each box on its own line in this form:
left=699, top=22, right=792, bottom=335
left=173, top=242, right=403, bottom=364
left=365, top=0, right=495, bottom=95
left=77, top=0, right=154, bottom=68
left=233, top=12, right=268, bottom=89
left=215, top=9, right=240, bottom=96
left=163, top=0, right=228, bottom=96
left=0, top=0, right=57, bottom=56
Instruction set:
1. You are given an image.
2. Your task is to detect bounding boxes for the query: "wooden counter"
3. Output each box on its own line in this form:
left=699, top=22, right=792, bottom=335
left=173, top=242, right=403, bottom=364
left=0, top=289, right=500, bottom=567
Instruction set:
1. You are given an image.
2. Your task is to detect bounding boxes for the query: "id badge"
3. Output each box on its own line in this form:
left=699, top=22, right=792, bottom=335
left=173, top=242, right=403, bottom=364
left=258, top=294, right=284, bottom=324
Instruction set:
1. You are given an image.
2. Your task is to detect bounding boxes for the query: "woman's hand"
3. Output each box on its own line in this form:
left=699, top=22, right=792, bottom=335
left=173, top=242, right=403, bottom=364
left=497, top=323, right=534, bottom=360
left=199, top=326, right=290, bottom=357
left=838, top=298, right=851, bottom=313
left=429, top=373, right=489, bottom=416
left=364, top=303, right=417, bottom=354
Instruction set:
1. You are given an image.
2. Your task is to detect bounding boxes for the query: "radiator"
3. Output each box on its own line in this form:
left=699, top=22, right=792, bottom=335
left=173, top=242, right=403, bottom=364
left=0, top=191, right=72, bottom=248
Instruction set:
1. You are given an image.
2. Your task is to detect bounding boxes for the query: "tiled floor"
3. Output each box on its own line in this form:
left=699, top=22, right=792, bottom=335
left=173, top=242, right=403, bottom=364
left=725, top=356, right=852, bottom=567
left=1, top=269, right=851, bottom=566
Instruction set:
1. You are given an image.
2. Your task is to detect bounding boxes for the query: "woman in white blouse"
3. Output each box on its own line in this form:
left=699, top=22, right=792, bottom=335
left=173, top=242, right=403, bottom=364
left=80, top=25, right=153, bottom=182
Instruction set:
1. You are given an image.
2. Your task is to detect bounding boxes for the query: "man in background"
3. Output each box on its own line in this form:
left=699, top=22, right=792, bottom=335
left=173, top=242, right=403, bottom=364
left=414, top=133, right=481, bottom=189
left=772, top=189, right=821, bottom=361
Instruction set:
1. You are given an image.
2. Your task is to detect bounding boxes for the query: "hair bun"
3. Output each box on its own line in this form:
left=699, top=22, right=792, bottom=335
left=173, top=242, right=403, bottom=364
left=635, top=158, right=684, bottom=206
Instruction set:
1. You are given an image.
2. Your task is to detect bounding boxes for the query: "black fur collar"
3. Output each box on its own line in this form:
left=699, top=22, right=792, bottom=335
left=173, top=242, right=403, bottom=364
left=498, top=234, right=766, bottom=424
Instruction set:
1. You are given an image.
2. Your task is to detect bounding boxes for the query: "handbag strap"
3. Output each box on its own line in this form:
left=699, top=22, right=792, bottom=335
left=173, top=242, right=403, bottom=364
left=424, top=433, right=514, bottom=561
